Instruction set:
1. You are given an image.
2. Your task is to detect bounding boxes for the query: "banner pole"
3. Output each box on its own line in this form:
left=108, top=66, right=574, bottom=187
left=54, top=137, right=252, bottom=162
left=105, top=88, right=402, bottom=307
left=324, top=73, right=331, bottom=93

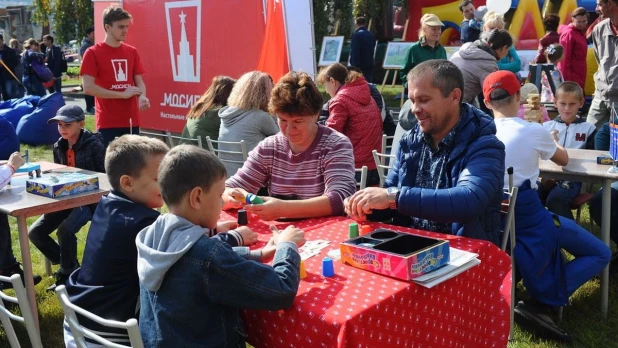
left=281, top=0, right=292, bottom=76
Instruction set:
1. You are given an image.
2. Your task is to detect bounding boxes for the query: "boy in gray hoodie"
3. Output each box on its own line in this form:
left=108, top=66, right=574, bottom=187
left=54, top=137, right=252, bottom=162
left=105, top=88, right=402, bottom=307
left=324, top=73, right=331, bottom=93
left=136, top=145, right=305, bottom=347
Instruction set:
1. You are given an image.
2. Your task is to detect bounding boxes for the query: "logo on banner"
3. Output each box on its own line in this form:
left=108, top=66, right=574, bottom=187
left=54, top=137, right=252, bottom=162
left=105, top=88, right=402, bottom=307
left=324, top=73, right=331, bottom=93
left=111, top=59, right=128, bottom=82
left=165, top=0, right=201, bottom=83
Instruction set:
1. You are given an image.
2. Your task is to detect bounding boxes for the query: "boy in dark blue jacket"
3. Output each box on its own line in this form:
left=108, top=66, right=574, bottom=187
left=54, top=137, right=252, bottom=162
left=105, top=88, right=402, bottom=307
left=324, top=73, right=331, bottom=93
left=28, top=105, right=105, bottom=292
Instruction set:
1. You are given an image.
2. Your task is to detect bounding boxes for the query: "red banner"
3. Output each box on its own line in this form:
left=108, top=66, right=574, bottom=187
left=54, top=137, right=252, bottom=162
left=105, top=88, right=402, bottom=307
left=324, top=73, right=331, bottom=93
left=122, top=0, right=266, bottom=133
left=257, top=0, right=289, bottom=84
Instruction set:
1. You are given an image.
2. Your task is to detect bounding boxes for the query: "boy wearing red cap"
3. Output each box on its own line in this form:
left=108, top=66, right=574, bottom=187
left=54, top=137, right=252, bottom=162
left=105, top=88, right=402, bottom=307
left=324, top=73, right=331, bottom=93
left=483, top=70, right=610, bottom=337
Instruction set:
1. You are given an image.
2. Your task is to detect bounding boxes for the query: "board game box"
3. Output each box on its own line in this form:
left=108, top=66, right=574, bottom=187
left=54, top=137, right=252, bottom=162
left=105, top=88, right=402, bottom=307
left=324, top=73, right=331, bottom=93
left=340, top=228, right=449, bottom=281
left=26, top=172, right=100, bottom=198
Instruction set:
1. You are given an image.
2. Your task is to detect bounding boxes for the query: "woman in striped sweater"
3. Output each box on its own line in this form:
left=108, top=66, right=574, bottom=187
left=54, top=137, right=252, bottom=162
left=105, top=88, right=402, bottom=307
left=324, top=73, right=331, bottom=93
left=223, top=71, right=357, bottom=221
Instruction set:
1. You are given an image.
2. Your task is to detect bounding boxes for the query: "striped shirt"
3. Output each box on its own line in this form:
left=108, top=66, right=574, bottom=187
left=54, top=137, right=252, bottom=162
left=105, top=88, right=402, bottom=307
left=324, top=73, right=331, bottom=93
left=226, top=125, right=356, bottom=215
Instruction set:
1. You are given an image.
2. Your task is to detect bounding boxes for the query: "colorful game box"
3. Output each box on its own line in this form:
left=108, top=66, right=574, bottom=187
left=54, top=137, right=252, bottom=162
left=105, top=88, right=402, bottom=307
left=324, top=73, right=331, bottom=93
left=26, top=172, right=100, bottom=198
left=340, top=228, right=449, bottom=281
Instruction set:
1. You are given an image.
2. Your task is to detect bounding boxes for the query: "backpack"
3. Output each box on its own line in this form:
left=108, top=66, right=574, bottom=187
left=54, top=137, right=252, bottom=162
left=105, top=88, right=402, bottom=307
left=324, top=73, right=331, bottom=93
left=30, top=58, right=54, bottom=82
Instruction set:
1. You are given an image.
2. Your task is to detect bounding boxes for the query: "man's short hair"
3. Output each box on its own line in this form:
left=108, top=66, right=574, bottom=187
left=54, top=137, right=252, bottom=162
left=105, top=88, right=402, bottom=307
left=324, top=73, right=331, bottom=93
left=407, top=60, right=464, bottom=105
left=103, top=6, right=132, bottom=28
left=355, top=17, right=366, bottom=26
left=43, top=35, right=54, bottom=43
left=105, top=135, right=169, bottom=191
left=86, top=27, right=95, bottom=35
left=556, top=81, right=584, bottom=100
left=158, top=145, right=227, bottom=207
left=459, top=0, right=473, bottom=12
left=571, top=7, right=587, bottom=18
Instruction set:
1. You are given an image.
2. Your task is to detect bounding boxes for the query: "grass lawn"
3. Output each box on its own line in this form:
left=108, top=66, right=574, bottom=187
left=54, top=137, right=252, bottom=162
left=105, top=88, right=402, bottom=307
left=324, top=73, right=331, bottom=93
left=1, top=112, right=617, bottom=348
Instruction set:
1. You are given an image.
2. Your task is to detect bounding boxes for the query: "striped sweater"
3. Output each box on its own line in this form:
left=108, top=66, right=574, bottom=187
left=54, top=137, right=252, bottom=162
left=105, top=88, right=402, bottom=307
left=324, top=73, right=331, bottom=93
left=226, top=125, right=356, bottom=215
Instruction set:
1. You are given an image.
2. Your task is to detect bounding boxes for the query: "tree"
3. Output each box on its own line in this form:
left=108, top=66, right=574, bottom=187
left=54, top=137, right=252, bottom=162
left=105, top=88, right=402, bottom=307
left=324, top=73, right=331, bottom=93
left=32, top=0, right=93, bottom=43
left=31, top=0, right=52, bottom=26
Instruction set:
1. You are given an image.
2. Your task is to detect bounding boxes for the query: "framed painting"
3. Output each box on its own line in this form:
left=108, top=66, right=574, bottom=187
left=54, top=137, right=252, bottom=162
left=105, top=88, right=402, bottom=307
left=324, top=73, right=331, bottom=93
left=318, top=36, right=344, bottom=66
left=383, top=41, right=414, bottom=69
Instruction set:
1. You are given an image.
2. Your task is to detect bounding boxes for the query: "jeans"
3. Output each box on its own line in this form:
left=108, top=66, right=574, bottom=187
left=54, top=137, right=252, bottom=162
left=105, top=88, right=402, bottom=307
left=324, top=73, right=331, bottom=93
left=590, top=181, right=618, bottom=246
left=47, top=78, right=62, bottom=94
left=28, top=207, right=93, bottom=272
left=537, top=181, right=582, bottom=220
left=23, top=75, right=46, bottom=97
left=586, top=97, right=613, bottom=129
left=99, top=127, right=140, bottom=147
left=1, top=79, right=18, bottom=101
left=85, top=94, right=95, bottom=111
left=0, top=214, right=17, bottom=269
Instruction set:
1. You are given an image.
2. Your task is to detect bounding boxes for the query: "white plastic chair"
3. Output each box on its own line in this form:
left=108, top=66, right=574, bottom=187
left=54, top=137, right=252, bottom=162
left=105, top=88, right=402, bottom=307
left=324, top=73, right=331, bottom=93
left=355, top=166, right=368, bottom=190
left=500, top=167, right=518, bottom=342
left=56, top=285, right=144, bottom=348
left=381, top=134, right=395, bottom=162
left=372, top=150, right=395, bottom=187
left=205, top=136, right=249, bottom=166
left=0, top=274, right=43, bottom=348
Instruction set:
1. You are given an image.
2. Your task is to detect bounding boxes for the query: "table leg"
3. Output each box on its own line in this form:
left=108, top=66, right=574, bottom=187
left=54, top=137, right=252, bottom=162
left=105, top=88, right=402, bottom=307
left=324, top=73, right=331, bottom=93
left=16, top=215, right=40, bottom=331
left=601, top=179, right=611, bottom=318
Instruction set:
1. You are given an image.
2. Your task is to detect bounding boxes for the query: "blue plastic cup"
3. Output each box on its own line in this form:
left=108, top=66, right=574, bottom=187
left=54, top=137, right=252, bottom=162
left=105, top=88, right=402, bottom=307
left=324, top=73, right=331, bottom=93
left=322, top=257, right=335, bottom=277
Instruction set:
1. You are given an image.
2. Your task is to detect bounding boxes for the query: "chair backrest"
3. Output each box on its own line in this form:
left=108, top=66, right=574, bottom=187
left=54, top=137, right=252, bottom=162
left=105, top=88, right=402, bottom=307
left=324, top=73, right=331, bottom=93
left=355, top=166, right=368, bottom=190
left=205, top=136, right=249, bottom=164
left=164, top=131, right=203, bottom=148
left=381, top=134, right=395, bottom=162
left=56, top=285, right=144, bottom=348
left=499, top=167, right=517, bottom=342
left=372, top=150, right=395, bottom=187
left=138, top=130, right=169, bottom=144
left=0, top=274, right=43, bottom=348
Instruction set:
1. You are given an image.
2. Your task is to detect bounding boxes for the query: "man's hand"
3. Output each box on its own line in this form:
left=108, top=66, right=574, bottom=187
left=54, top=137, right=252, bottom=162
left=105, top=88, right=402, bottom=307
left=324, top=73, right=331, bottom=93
left=235, top=226, right=258, bottom=246
left=278, top=225, right=306, bottom=247
left=139, top=95, right=150, bottom=111
left=344, top=187, right=390, bottom=221
left=244, top=197, right=284, bottom=221
left=223, top=187, right=248, bottom=210
left=122, top=86, right=142, bottom=99
left=8, top=152, right=25, bottom=170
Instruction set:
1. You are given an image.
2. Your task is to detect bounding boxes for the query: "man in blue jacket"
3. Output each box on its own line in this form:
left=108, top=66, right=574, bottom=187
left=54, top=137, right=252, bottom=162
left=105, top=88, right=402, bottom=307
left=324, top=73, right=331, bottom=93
left=350, top=17, right=376, bottom=83
left=344, top=59, right=505, bottom=246
left=459, top=1, right=481, bottom=43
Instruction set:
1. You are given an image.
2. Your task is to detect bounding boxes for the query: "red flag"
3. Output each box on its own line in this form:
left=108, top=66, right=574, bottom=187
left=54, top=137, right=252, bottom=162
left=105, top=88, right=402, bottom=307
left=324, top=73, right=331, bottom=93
left=257, top=0, right=289, bottom=83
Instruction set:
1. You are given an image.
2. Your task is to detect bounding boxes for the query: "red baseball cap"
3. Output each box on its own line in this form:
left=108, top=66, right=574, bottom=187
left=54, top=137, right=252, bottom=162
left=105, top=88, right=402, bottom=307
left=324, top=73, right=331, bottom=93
left=483, top=70, right=520, bottom=102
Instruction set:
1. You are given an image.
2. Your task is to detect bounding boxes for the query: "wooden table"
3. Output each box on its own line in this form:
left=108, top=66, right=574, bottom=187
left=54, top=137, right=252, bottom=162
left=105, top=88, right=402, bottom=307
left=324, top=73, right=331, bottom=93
left=539, top=148, right=618, bottom=318
left=0, top=162, right=110, bottom=330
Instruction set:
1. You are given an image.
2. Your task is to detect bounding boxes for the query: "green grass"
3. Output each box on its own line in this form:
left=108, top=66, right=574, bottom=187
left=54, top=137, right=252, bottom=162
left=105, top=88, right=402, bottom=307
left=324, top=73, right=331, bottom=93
left=1, top=115, right=617, bottom=347
left=60, top=77, right=81, bottom=87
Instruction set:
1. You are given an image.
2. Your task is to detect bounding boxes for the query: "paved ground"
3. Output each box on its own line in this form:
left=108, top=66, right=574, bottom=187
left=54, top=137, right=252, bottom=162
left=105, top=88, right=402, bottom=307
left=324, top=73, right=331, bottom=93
left=60, top=84, right=86, bottom=110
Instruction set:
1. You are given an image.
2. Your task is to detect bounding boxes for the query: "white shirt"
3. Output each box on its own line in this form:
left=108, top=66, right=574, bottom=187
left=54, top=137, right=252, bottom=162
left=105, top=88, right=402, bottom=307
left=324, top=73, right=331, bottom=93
left=494, top=117, right=557, bottom=189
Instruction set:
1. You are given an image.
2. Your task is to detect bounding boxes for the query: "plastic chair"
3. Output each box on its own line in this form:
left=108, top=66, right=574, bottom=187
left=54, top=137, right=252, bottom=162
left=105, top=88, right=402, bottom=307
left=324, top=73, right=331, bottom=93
left=164, top=131, right=203, bottom=148
left=0, top=274, right=43, bottom=348
left=56, top=285, right=144, bottom=348
left=372, top=150, right=395, bottom=187
left=205, top=136, right=249, bottom=166
left=381, top=134, right=395, bottom=162
left=500, top=167, right=518, bottom=342
left=355, top=166, right=368, bottom=190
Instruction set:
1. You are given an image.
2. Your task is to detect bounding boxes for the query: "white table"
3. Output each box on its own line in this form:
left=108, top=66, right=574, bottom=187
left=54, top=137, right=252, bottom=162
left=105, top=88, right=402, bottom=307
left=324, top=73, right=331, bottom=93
left=0, top=162, right=110, bottom=330
left=539, top=148, right=618, bottom=318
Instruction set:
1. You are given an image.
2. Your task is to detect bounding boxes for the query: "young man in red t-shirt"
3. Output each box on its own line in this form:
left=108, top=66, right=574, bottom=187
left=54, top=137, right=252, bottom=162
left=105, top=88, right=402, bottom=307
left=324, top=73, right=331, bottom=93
left=81, top=6, right=150, bottom=146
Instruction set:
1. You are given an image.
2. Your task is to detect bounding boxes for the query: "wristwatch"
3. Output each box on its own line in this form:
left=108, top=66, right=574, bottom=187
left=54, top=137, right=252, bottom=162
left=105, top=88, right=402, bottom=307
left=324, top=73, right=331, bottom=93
left=386, top=187, right=399, bottom=210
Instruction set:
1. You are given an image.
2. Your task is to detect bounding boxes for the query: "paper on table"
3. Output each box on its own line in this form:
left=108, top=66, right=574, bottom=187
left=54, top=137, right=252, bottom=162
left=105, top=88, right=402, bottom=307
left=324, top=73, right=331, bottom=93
left=412, top=247, right=480, bottom=287
left=299, top=240, right=330, bottom=260
left=413, top=258, right=481, bottom=288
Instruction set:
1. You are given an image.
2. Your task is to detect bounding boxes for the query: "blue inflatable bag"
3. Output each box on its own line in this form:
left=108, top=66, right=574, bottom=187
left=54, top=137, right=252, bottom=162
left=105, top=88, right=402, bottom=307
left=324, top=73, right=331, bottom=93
left=0, top=100, right=36, bottom=128
left=0, top=116, right=19, bottom=160
left=16, top=92, right=65, bottom=145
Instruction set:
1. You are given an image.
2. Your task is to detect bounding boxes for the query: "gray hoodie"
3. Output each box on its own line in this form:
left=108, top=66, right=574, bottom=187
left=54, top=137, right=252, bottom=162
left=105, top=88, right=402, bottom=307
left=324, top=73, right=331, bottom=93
left=218, top=106, right=279, bottom=176
left=449, top=42, right=498, bottom=104
left=136, top=214, right=211, bottom=292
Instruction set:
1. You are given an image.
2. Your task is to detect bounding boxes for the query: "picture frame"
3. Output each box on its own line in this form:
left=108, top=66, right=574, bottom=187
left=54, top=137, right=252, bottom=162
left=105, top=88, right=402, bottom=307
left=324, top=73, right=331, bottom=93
left=318, top=36, right=344, bottom=67
left=382, top=41, right=414, bottom=69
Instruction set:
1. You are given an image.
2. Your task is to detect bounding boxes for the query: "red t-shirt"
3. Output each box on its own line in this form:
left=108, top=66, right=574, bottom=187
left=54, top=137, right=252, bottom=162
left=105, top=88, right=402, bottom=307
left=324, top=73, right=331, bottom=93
left=80, top=42, right=146, bottom=129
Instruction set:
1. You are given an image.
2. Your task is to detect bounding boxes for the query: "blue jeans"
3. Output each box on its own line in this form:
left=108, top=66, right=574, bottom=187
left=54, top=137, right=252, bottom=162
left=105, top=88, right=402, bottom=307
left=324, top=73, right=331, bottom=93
left=23, top=75, right=46, bottom=97
left=0, top=214, right=17, bottom=269
left=28, top=206, right=93, bottom=273
left=47, top=78, right=62, bottom=94
left=537, top=181, right=582, bottom=220
left=99, top=127, right=140, bottom=147
left=590, top=181, right=618, bottom=246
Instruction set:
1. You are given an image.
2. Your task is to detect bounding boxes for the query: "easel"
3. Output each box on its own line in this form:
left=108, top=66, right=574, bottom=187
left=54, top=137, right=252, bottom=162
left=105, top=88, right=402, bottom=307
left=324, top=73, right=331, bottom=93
left=380, top=19, right=409, bottom=108
left=333, top=19, right=340, bottom=36
left=528, top=64, right=557, bottom=98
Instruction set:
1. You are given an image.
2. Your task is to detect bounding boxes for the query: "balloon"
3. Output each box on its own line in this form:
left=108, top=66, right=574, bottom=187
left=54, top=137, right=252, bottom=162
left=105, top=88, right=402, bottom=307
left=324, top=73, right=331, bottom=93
left=486, top=0, right=512, bottom=15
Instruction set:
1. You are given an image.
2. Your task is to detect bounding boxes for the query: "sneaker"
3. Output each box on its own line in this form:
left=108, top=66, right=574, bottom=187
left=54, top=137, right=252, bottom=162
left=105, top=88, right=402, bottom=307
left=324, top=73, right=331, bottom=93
left=46, top=270, right=70, bottom=292
left=514, top=300, right=571, bottom=342
left=86, top=107, right=95, bottom=115
left=0, top=263, right=42, bottom=290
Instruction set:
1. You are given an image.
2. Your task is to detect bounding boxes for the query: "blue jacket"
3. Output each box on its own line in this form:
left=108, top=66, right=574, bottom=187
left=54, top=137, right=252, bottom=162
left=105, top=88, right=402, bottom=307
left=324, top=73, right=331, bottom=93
left=385, top=103, right=505, bottom=245
left=65, top=191, right=160, bottom=344
left=350, top=26, right=376, bottom=71
left=460, top=20, right=481, bottom=43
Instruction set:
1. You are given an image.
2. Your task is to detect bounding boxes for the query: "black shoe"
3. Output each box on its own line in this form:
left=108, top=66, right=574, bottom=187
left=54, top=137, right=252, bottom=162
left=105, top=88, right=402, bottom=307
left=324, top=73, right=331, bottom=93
left=514, top=300, right=571, bottom=342
left=46, top=270, right=70, bottom=292
left=86, top=107, right=95, bottom=114
left=0, top=263, right=42, bottom=290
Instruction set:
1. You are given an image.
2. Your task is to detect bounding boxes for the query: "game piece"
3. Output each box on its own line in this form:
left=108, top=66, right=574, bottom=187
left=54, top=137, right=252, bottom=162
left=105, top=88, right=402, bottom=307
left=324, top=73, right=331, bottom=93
left=234, top=193, right=264, bottom=204
left=237, top=209, right=248, bottom=226
left=299, top=260, right=307, bottom=279
left=523, top=93, right=543, bottom=123
left=360, top=225, right=371, bottom=236
left=322, top=257, right=335, bottom=277
left=348, top=223, right=359, bottom=238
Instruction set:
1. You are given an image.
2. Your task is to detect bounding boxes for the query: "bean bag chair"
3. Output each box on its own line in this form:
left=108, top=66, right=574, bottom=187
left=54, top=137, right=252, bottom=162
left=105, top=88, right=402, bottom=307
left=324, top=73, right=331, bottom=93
left=0, top=100, right=37, bottom=128
left=0, top=95, right=41, bottom=110
left=0, top=116, right=19, bottom=160
left=16, top=92, right=65, bottom=145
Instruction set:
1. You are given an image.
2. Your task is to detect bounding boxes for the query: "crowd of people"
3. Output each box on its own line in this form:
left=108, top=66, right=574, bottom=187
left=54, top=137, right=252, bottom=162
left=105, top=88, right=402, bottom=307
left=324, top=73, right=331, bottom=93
left=1, top=1, right=618, bottom=346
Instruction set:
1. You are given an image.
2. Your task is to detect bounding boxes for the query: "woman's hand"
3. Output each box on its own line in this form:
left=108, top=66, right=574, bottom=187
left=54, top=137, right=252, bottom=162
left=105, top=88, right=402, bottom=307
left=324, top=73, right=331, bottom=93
left=244, top=196, right=285, bottom=221
left=223, top=187, right=248, bottom=210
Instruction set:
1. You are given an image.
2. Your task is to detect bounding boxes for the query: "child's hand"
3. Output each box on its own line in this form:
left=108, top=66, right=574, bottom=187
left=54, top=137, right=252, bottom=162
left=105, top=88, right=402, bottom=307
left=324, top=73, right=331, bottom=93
left=278, top=225, right=306, bottom=247
left=261, top=237, right=277, bottom=263
left=8, top=152, right=25, bottom=170
left=551, top=130, right=559, bottom=142
left=244, top=197, right=284, bottom=221
left=223, top=187, right=248, bottom=210
left=216, top=220, right=238, bottom=232
left=236, top=226, right=258, bottom=246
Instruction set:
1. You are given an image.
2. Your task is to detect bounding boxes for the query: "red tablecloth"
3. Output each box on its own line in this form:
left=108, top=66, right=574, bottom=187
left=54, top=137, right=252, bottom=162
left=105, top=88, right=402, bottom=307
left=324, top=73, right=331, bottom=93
left=220, top=212, right=512, bottom=348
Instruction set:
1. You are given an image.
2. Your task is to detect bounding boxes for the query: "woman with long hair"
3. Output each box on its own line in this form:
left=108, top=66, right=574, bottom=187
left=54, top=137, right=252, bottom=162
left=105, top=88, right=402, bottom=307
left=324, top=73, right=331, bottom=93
left=181, top=76, right=235, bottom=147
left=218, top=71, right=279, bottom=176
